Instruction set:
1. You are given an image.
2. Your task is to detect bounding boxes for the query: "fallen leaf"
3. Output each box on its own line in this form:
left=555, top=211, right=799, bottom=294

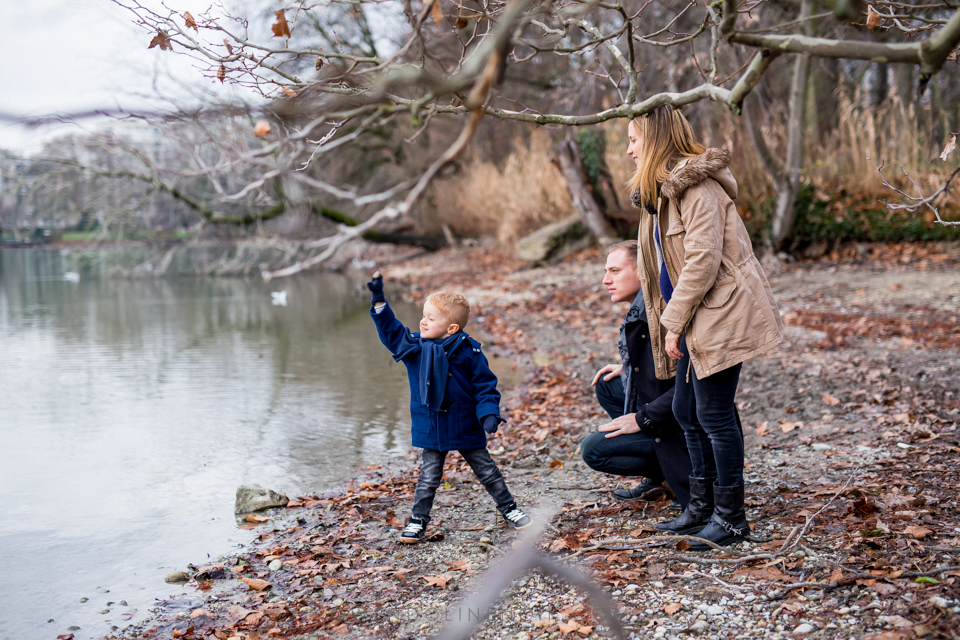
left=533, top=618, right=554, bottom=628
left=245, top=513, right=271, bottom=522
left=190, top=609, right=215, bottom=618
left=577, top=626, right=593, bottom=635
left=430, top=0, right=444, bottom=26
left=557, top=621, right=580, bottom=633
left=871, top=581, right=899, bottom=596
left=446, top=559, right=471, bottom=572
left=941, top=134, right=957, bottom=161
left=866, top=6, right=881, bottom=30
left=183, top=12, right=197, bottom=31
left=904, top=525, right=933, bottom=540
left=240, top=577, right=272, bottom=591
left=675, top=540, right=690, bottom=551
left=148, top=31, right=172, bottom=51
left=822, top=392, right=840, bottom=406
left=550, top=460, right=563, bottom=469
left=422, top=574, right=452, bottom=589
left=171, top=625, right=195, bottom=639
left=226, top=605, right=254, bottom=625
left=878, top=615, right=914, bottom=628
left=272, top=9, right=292, bottom=37
left=253, top=121, right=272, bottom=138
left=755, top=421, right=770, bottom=436
left=663, top=602, right=682, bottom=615
left=914, top=576, right=940, bottom=584
left=780, top=421, right=803, bottom=433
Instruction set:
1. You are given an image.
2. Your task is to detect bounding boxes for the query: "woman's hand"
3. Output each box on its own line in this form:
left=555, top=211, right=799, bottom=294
left=591, top=363, right=623, bottom=386
left=598, top=414, right=640, bottom=438
left=664, top=330, right=684, bottom=360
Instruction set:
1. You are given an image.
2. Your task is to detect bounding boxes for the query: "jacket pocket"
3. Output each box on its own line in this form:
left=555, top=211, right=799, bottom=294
left=456, top=405, right=481, bottom=433
left=410, top=406, right=432, bottom=435
left=701, top=278, right=737, bottom=308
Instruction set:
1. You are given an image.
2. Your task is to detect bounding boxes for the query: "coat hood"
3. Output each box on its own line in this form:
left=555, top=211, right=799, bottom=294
left=661, top=148, right=737, bottom=202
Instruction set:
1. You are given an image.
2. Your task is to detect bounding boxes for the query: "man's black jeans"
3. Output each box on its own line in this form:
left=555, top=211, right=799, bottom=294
left=580, top=377, right=664, bottom=481
left=411, top=448, right=515, bottom=524
left=672, top=335, right=743, bottom=486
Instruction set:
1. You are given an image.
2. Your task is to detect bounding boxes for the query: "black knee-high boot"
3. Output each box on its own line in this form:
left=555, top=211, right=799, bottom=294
left=688, top=482, right=749, bottom=551
left=655, top=476, right=713, bottom=535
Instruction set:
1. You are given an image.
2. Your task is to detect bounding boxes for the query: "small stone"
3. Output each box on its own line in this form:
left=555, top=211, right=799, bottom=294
left=268, top=559, right=283, bottom=571
left=836, top=607, right=851, bottom=614
left=390, top=617, right=401, bottom=624
left=930, top=597, right=949, bottom=608
left=164, top=571, right=190, bottom=583
left=793, top=623, right=814, bottom=634
left=79, top=597, right=88, bottom=603
left=743, top=595, right=757, bottom=603
left=332, top=598, right=344, bottom=607
left=234, top=484, right=289, bottom=514
left=792, top=550, right=806, bottom=558
left=688, top=620, right=708, bottom=634
left=99, top=609, right=109, bottom=615
left=479, top=537, right=492, bottom=544
left=706, top=605, right=723, bottom=616
left=119, top=601, right=127, bottom=606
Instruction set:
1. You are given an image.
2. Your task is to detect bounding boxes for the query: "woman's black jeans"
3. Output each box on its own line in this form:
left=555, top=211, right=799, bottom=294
left=672, top=335, right=743, bottom=486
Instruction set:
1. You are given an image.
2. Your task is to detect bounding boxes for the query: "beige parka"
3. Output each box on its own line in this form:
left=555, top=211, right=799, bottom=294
left=637, top=148, right=784, bottom=381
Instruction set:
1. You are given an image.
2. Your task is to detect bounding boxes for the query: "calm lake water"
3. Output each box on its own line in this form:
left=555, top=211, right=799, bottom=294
left=0, top=248, right=421, bottom=640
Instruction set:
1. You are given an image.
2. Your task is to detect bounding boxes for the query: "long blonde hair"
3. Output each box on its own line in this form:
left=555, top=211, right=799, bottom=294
left=628, top=106, right=706, bottom=209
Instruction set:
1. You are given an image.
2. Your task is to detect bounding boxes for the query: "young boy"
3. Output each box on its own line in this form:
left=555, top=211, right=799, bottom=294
left=367, top=272, right=531, bottom=543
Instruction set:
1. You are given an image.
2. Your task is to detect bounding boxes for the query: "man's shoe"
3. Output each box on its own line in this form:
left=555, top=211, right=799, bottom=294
left=502, top=506, right=532, bottom=529
left=399, top=517, right=428, bottom=543
left=688, top=483, right=750, bottom=551
left=656, top=476, right=714, bottom=535
left=612, top=477, right=663, bottom=501
left=668, top=499, right=682, bottom=512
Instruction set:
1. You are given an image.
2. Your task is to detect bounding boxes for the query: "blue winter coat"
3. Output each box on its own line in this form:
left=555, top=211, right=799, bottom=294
left=371, top=302, right=502, bottom=451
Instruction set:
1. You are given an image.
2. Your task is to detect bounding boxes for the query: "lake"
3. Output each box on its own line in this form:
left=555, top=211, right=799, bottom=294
left=0, top=248, right=422, bottom=640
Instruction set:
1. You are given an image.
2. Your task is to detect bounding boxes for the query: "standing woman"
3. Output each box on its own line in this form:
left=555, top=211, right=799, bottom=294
left=627, top=106, right=784, bottom=550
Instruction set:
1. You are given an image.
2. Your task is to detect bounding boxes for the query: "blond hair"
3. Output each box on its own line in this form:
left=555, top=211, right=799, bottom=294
left=628, top=106, right=706, bottom=210
left=606, top=239, right=638, bottom=258
left=426, top=291, right=470, bottom=330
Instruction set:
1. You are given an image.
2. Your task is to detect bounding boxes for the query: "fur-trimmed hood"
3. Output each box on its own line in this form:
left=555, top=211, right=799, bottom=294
left=661, top=147, right=737, bottom=203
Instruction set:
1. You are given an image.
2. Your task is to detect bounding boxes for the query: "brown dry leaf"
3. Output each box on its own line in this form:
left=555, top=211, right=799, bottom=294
left=871, top=581, right=899, bottom=596
left=183, top=12, right=197, bottom=31
left=557, top=621, right=580, bottom=633
left=226, top=605, right=254, bottom=625
left=240, top=577, right=272, bottom=591
left=223, top=38, right=234, bottom=55
left=533, top=619, right=554, bottom=628
left=390, top=568, right=416, bottom=581
left=280, top=87, right=298, bottom=98
left=422, top=574, right=452, bottom=589
left=272, top=9, right=292, bottom=38
left=550, top=460, right=563, bottom=469
left=866, top=6, right=882, bottom=30
left=430, top=0, right=444, bottom=26
left=904, top=525, right=934, bottom=540
left=455, top=16, right=468, bottom=29
left=253, top=121, right=272, bottom=138
left=148, top=31, right=172, bottom=51
left=941, top=135, right=957, bottom=161
left=822, top=392, right=840, bottom=406
left=663, top=602, right=682, bottom=615
left=217, top=65, right=226, bottom=83
left=171, top=625, right=194, bottom=639
left=245, top=513, right=271, bottom=523
left=755, top=421, right=770, bottom=437
left=675, top=540, right=690, bottom=551
left=315, top=57, right=324, bottom=71
left=576, top=627, right=593, bottom=635
left=190, top=609, right=215, bottom=619
left=446, top=559, right=471, bottom=572
left=780, top=421, right=803, bottom=433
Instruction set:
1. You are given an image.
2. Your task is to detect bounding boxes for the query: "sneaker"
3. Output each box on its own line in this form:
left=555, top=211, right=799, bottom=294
left=399, top=517, right=427, bottom=544
left=502, top=506, right=532, bottom=529
left=612, top=477, right=663, bottom=501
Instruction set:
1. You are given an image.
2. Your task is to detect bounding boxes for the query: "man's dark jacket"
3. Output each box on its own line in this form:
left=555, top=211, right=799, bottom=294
left=623, top=296, right=692, bottom=507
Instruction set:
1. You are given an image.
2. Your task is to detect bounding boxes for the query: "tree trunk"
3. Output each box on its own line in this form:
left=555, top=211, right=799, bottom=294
left=768, top=0, right=813, bottom=249
left=554, top=139, right=617, bottom=245
left=871, top=62, right=890, bottom=107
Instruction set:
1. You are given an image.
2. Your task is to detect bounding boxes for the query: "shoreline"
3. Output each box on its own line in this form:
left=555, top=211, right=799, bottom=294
left=112, top=244, right=960, bottom=640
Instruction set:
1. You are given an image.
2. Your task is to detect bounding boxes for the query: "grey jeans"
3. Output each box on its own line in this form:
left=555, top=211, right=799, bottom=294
left=411, top=448, right=516, bottom=523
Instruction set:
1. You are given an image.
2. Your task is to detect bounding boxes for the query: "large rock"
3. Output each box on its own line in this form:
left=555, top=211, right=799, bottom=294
left=515, top=215, right=591, bottom=264
left=235, top=485, right=289, bottom=514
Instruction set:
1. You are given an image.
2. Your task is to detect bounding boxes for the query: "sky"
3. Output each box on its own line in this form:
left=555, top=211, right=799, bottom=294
left=0, top=0, right=232, bottom=153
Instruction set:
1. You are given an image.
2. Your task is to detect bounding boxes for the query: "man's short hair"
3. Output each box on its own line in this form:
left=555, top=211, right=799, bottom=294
left=606, top=239, right=638, bottom=258
left=426, top=291, right=470, bottom=330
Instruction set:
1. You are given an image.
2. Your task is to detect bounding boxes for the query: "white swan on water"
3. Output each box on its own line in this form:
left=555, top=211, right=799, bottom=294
left=271, top=290, right=288, bottom=306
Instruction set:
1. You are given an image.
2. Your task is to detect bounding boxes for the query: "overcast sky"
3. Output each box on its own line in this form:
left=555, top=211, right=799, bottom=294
left=0, top=0, right=231, bottom=153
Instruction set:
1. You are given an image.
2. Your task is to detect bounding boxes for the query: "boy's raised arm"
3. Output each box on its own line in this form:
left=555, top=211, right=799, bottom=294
left=368, top=273, right=413, bottom=356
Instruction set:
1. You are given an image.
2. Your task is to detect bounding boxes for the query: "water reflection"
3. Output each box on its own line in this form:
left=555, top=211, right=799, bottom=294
left=0, top=248, right=417, bottom=640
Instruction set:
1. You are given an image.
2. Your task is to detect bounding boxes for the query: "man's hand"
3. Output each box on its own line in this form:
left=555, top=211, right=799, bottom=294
left=591, top=363, right=623, bottom=387
left=598, top=414, right=640, bottom=439
left=664, top=330, right=684, bottom=360
left=367, top=271, right=386, bottom=305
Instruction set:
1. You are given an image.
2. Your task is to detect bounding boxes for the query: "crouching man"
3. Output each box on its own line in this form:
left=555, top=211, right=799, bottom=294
left=580, top=240, right=692, bottom=508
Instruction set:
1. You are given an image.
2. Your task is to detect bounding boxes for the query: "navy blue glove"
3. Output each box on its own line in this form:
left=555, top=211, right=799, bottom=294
left=481, top=415, right=500, bottom=435
left=367, top=272, right=386, bottom=305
